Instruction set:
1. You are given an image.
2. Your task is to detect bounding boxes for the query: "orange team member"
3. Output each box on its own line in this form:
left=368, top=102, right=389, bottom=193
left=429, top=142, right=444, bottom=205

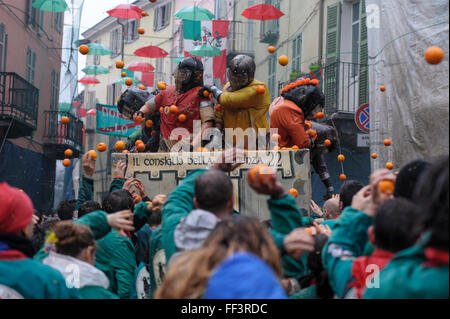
left=134, top=57, right=216, bottom=152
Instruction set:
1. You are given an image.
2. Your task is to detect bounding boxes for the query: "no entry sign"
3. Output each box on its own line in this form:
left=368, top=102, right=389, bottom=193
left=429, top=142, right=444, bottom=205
left=355, top=103, right=370, bottom=133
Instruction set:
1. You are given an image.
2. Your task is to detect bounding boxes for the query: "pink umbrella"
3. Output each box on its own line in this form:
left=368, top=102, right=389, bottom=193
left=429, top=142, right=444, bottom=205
left=134, top=46, right=169, bottom=58
left=78, top=76, right=100, bottom=84
left=107, top=4, right=143, bottom=19
left=242, top=4, right=285, bottom=20
left=86, top=108, right=97, bottom=116
left=127, top=61, right=155, bottom=72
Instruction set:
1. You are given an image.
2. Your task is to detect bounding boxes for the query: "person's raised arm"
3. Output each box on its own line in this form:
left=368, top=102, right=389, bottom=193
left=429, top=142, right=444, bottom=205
left=75, top=152, right=96, bottom=211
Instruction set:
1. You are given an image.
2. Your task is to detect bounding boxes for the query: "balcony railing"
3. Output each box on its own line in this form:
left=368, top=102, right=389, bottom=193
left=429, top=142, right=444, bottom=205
left=0, top=72, right=39, bottom=137
left=43, top=111, right=84, bottom=159
left=228, top=21, right=256, bottom=56
left=259, top=19, right=279, bottom=44
left=324, top=61, right=369, bottom=114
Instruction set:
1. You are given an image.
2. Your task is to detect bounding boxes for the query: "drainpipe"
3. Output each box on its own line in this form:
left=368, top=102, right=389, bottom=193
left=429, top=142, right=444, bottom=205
left=318, top=0, right=325, bottom=66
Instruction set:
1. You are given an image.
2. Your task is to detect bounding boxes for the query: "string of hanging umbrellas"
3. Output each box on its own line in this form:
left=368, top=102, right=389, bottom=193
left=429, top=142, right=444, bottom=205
left=78, top=2, right=284, bottom=86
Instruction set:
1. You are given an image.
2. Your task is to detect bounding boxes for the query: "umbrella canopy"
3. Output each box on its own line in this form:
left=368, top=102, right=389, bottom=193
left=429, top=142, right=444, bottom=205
left=241, top=4, right=285, bottom=20
left=107, top=4, right=143, bottom=19
left=127, top=61, right=155, bottom=72
left=87, top=43, right=112, bottom=56
left=173, top=56, right=185, bottom=65
left=82, top=65, right=110, bottom=75
left=134, top=46, right=168, bottom=58
left=116, top=78, right=141, bottom=86
left=174, top=6, right=215, bottom=21
left=78, top=76, right=100, bottom=84
left=32, top=0, right=68, bottom=13
left=86, top=109, right=97, bottom=116
left=189, top=45, right=222, bottom=57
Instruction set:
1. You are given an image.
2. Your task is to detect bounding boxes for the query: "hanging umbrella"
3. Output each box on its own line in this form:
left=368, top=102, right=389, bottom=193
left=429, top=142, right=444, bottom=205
left=32, top=0, right=68, bottom=13
left=127, top=62, right=155, bottom=72
left=87, top=43, right=112, bottom=56
left=82, top=65, right=110, bottom=75
left=242, top=4, right=285, bottom=20
left=174, top=6, right=215, bottom=21
left=173, top=56, right=185, bottom=65
left=78, top=76, right=100, bottom=84
left=86, top=109, right=97, bottom=116
left=134, top=46, right=168, bottom=58
left=107, top=4, right=144, bottom=19
left=189, top=45, right=222, bottom=57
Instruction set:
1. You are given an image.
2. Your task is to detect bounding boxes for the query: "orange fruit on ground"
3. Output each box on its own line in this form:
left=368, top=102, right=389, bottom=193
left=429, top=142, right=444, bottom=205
left=268, top=46, right=276, bottom=54
left=425, top=46, right=444, bottom=65
left=337, top=154, right=345, bottom=162
left=97, top=143, right=107, bottom=152
left=380, top=86, right=386, bottom=92
left=281, top=147, right=290, bottom=150
left=137, top=27, right=145, bottom=35
left=314, top=112, right=325, bottom=119
left=88, top=150, right=97, bottom=160
left=270, top=134, right=281, bottom=142
left=288, top=188, right=299, bottom=198
left=379, top=180, right=395, bottom=194
left=134, top=195, right=142, bottom=204
left=215, top=104, right=222, bottom=112
left=136, top=142, right=146, bottom=152
left=139, top=85, right=146, bottom=90
left=371, top=153, right=378, bottom=159
left=384, top=139, right=391, bottom=146
left=121, top=72, right=127, bottom=78
left=324, top=139, right=332, bottom=147
left=122, top=150, right=130, bottom=154
left=157, top=82, right=167, bottom=90
left=135, top=140, right=144, bottom=147
left=169, top=105, right=178, bottom=114
left=115, top=141, right=126, bottom=151
left=256, top=85, right=266, bottom=95
left=278, top=55, right=289, bottom=66
left=116, top=60, right=125, bottom=69
left=178, top=114, right=187, bottom=122
left=145, top=120, right=153, bottom=128
left=64, top=149, right=73, bottom=158
left=385, top=162, right=394, bottom=170
left=292, top=145, right=299, bottom=150
left=125, top=78, right=133, bottom=86
left=305, top=120, right=312, bottom=129
left=61, top=116, right=70, bottom=124
left=62, top=159, right=71, bottom=167
left=308, top=129, right=317, bottom=137
left=79, top=45, right=89, bottom=55
left=339, top=174, right=347, bottom=181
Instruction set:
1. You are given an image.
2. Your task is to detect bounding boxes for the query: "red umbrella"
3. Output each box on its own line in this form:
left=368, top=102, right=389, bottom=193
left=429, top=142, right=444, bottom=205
left=78, top=76, right=100, bottom=84
left=107, top=4, right=143, bottom=19
left=127, top=61, right=155, bottom=72
left=134, top=46, right=169, bottom=58
left=241, top=4, right=284, bottom=20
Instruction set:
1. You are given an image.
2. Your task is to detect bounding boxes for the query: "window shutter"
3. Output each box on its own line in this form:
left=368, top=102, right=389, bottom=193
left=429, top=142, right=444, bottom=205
left=153, top=7, right=159, bottom=31
left=324, top=2, right=341, bottom=111
left=358, top=0, right=369, bottom=106
left=165, top=3, right=172, bottom=27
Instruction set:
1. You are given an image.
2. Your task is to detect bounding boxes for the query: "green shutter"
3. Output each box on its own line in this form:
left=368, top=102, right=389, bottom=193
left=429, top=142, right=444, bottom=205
left=359, top=0, right=369, bottom=106
left=325, top=3, right=341, bottom=111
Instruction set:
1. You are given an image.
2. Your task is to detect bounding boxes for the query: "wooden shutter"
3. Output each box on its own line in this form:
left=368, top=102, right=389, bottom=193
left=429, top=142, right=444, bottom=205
left=153, top=7, right=159, bottom=31
left=164, top=2, right=172, bottom=27
left=358, top=0, right=369, bottom=106
left=325, top=2, right=341, bottom=111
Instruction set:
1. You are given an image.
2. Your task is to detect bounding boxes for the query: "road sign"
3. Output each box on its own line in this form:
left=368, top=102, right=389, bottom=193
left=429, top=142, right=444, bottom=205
left=355, top=103, right=370, bottom=133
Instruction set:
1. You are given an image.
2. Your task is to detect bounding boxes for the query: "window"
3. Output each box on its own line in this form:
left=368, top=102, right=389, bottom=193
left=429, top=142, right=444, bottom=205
left=154, top=2, right=172, bottom=31
left=352, top=1, right=360, bottom=76
left=292, top=33, right=302, bottom=72
left=51, top=70, right=60, bottom=110
left=268, top=55, right=277, bottom=100
left=260, top=0, right=280, bottom=44
left=37, top=11, right=44, bottom=36
left=110, top=28, right=121, bottom=57
left=0, top=22, right=5, bottom=72
left=27, top=0, right=37, bottom=26
left=26, top=48, right=36, bottom=85
left=107, top=83, right=122, bottom=105
left=54, top=12, right=63, bottom=33
left=126, top=20, right=139, bottom=43
left=155, top=58, right=165, bottom=85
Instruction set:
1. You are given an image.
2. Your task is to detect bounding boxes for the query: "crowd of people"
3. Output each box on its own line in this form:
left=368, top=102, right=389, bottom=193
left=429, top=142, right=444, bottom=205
left=0, top=147, right=448, bottom=299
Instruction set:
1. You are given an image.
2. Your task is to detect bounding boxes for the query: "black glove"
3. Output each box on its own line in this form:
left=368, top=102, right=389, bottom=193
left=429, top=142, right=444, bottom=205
left=324, top=186, right=334, bottom=201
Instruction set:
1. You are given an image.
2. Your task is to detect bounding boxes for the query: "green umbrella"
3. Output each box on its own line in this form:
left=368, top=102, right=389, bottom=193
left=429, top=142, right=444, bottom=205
left=173, top=56, right=184, bottom=65
left=189, top=45, right=222, bottom=57
left=32, top=0, right=68, bottom=12
left=59, top=102, right=72, bottom=112
left=87, top=43, right=112, bottom=56
left=82, top=65, right=110, bottom=75
left=116, top=78, right=141, bottom=86
left=174, top=6, right=214, bottom=21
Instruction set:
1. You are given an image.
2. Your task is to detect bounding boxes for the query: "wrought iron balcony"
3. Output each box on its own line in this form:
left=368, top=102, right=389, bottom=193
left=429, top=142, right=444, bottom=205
left=227, top=21, right=256, bottom=63
left=259, top=19, right=279, bottom=44
left=324, top=61, right=369, bottom=115
left=0, top=72, right=39, bottom=138
left=43, top=111, right=84, bottom=159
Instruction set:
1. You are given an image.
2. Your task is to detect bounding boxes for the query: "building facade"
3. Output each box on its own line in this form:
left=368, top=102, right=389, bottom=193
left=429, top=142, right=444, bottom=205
left=0, top=0, right=70, bottom=212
